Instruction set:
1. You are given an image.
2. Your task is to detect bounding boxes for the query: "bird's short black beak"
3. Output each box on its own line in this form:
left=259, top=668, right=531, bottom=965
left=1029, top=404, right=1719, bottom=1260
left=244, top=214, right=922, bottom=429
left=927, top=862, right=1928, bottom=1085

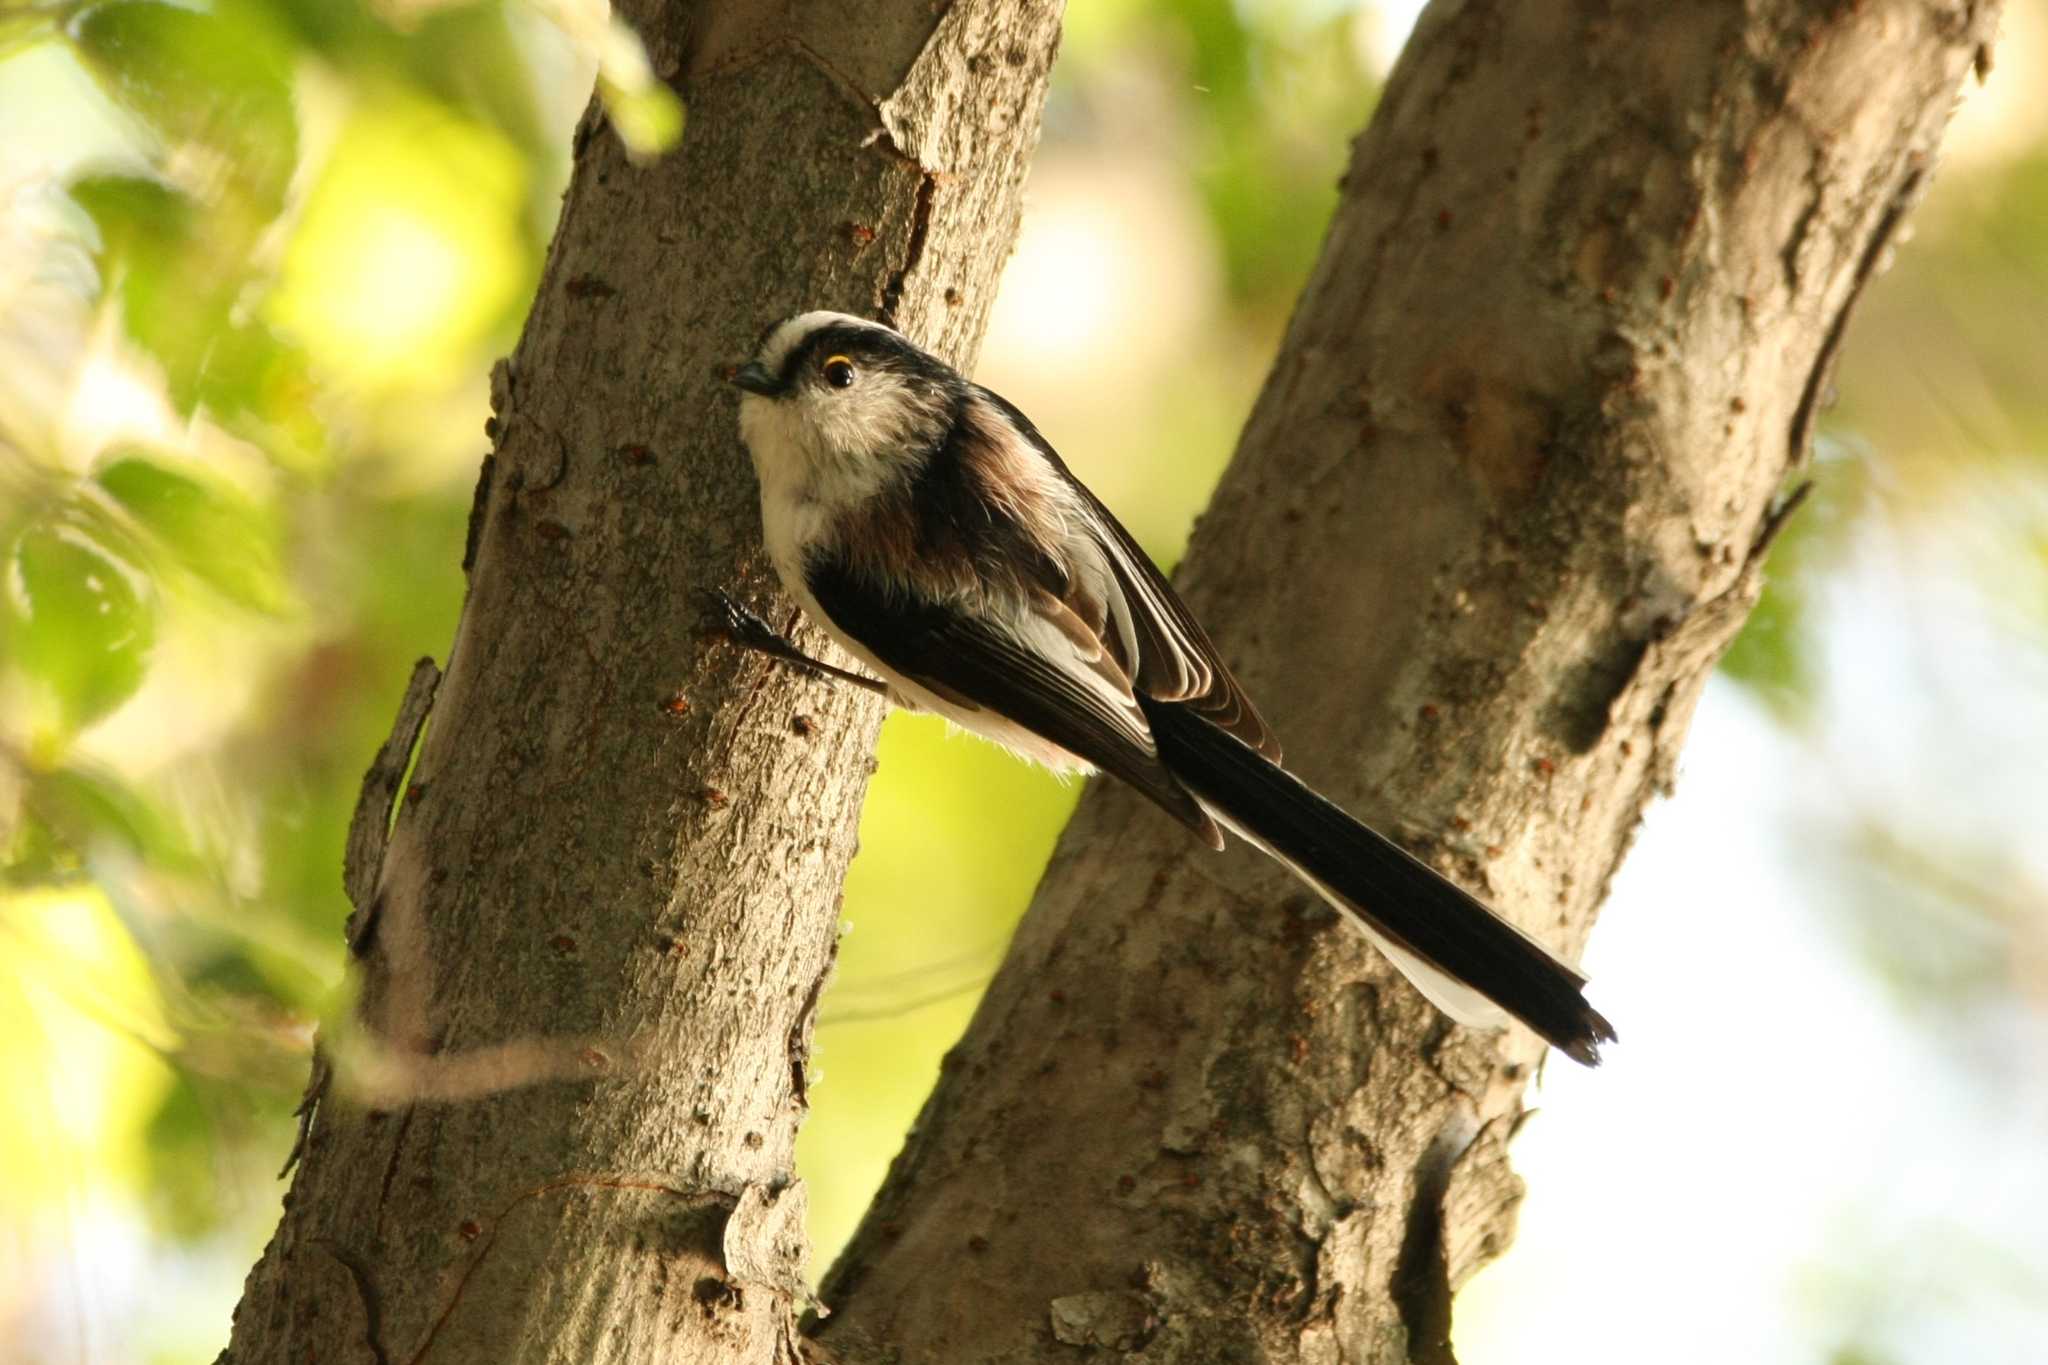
left=730, top=361, right=781, bottom=397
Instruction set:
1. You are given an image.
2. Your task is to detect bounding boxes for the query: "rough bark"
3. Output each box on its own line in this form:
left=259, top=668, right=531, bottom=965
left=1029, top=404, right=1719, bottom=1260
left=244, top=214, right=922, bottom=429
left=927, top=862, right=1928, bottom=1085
left=221, top=3, right=1062, bottom=1362
left=815, top=2, right=1997, bottom=1362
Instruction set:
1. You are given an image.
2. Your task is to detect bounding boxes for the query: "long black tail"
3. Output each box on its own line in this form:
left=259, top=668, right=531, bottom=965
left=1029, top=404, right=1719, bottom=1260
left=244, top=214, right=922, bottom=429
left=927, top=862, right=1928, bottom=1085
left=1143, top=698, right=1617, bottom=1066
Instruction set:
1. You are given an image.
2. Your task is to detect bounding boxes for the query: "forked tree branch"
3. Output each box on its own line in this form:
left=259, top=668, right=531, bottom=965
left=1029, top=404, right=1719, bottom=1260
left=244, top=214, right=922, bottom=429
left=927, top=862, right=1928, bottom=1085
left=815, top=2, right=1999, bottom=1360
left=222, top=3, right=1064, bottom=1361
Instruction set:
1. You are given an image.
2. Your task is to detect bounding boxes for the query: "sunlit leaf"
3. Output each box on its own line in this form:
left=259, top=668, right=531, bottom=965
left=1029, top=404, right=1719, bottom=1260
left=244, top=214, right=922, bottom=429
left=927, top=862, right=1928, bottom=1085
left=69, top=171, right=224, bottom=416
left=262, top=0, right=382, bottom=57
left=69, top=0, right=298, bottom=215
left=5, top=520, right=155, bottom=735
left=66, top=4, right=309, bottom=440
left=68, top=174, right=326, bottom=456
left=599, top=76, right=684, bottom=160
left=530, top=1, right=683, bottom=160
left=0, top=6, right=65, bottom=61
left=0, top=886, right=178, bottom=1221
left=97, top=453, right=288, bottom=613
left=200, top=319, right=330, bottom=470
left=68, top=171, right=193, bottom=282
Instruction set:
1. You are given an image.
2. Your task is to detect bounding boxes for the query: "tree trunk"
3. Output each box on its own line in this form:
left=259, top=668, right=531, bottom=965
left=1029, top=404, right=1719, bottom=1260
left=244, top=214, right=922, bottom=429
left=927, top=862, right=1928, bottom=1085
left=813, top=2, right=1996, bottom=1362
left=220, top=3, right=1062, bottom=1361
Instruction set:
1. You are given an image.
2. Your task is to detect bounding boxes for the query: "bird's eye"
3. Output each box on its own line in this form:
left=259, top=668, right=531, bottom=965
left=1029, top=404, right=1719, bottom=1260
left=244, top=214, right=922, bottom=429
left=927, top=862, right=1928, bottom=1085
left=822, top=356, right=856, bottom=389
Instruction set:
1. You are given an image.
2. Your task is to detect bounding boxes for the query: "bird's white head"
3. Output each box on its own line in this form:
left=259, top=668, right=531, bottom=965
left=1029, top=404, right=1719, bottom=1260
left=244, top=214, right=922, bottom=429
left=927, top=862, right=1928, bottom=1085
left=731, top=311, right=959, bottom=500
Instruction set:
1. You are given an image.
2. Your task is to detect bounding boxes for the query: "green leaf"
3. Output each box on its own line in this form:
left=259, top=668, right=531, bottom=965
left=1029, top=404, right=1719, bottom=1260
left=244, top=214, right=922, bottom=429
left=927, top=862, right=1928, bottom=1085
left=67, top=169, right=191, bottom=251
left=4, top=762, right=196, bottom=886
left=97, top=453, right=288, bottom=613
left=141, top=1071, right=224, bottom=1240
left=0, top=7, right=64, bottom=61
left=6, top=521, right=155, bottom=735
left=589, top=13, right=684, bottom=160
left=39, top=762, right=186, bottom=863
left=1718, top=568, right=1809, bottom=718
left=67, top=3, right=308, bottom=435
left=69, top=172, right=221, bottom=416
left=2, top=801, right=63, bottom=886
left=200, top=320, right=328, bottom=470
left=70, top=0, right=298, bottom=216
left=408, top=3, right=556, bottom=161
left=1720, top=450, right=1869, bottom=721
left=69, top=175, right=326, bottom=458
left=599, top=77, right=685, bottom=161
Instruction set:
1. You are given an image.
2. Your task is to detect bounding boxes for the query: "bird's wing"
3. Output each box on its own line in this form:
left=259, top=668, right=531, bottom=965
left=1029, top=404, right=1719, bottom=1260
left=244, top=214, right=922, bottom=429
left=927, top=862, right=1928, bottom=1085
left=975, top=387, right=1282, bottom=762
left=805, top=554, right=1223, bottom=848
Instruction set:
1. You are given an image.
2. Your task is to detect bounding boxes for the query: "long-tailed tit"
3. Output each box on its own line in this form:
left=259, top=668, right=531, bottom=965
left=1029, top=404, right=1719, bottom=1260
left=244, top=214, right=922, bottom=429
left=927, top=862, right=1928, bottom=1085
left=727, top=311, right=1615, bottom=1065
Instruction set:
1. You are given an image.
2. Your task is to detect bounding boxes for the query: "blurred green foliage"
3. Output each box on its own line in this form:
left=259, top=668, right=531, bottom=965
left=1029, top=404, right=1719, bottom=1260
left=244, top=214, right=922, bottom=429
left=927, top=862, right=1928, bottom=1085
left=0, top=1, right=676, bottom=1356
left=1069, top=0, right=1377, bottom=311
left=1, top=1, right=2043, bottom=1362
left=1717, top=441, right=1870, bottom=722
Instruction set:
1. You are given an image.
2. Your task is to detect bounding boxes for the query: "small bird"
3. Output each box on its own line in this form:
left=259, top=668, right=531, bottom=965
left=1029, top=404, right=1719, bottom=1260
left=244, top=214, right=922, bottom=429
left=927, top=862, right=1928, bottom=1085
left=726, top=310, right=1615, bottom=1065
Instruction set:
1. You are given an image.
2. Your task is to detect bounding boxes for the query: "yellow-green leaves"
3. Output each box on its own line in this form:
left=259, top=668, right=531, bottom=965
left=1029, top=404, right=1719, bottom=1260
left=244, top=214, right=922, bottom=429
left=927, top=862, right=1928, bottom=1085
left=97, top=454, right=287, bottom=615
left=538, top=0, right=684, bottom=160
left=270, top=97, right=531, bottom=388
left=6, top=516, right=155, bottom=740
left=71, top=0, right=298, bottom=215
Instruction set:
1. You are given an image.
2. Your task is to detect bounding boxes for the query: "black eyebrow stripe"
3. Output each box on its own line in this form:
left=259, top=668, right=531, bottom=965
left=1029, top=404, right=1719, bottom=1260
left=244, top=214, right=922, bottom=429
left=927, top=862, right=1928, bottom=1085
left=774, top=322, right=931, bottom=386
left=775, top=324, right=868, bottom=385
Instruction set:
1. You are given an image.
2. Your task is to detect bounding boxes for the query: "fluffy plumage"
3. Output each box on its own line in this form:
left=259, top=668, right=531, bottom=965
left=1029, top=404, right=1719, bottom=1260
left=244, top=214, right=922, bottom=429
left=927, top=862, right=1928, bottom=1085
left=732, top=311, right=1615, bottom=1065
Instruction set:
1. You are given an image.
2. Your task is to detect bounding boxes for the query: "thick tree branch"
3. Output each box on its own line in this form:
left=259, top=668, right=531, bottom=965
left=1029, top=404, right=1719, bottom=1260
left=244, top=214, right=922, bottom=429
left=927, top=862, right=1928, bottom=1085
left=816, top=1, right=1997, bottom=1360
left=222, top=3, right=1063, bottom=1361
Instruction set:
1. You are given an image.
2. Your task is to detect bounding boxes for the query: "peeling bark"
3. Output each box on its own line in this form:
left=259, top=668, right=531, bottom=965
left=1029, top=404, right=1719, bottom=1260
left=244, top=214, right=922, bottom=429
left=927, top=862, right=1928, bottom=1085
left=814, top=2, right=1997, bottom=1361
left=220, top=3, right=1063, bottom=1361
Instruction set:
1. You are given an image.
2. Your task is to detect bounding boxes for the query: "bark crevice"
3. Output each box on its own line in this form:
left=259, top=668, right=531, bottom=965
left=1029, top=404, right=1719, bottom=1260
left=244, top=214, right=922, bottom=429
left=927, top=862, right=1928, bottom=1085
left=1387, top=1121, right=1470, bottom=1365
